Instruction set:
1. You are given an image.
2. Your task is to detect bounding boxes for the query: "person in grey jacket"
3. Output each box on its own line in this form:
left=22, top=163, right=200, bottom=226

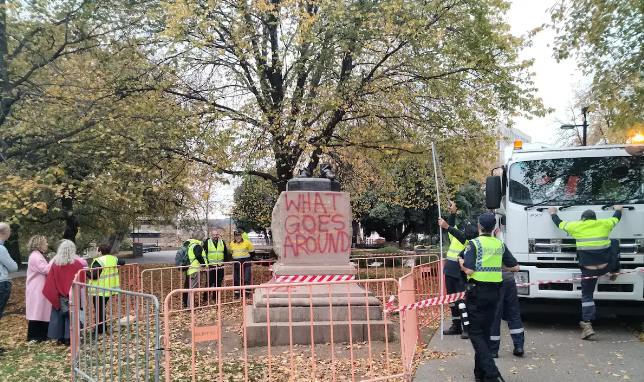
left=0, top=222, right=18, bottom=355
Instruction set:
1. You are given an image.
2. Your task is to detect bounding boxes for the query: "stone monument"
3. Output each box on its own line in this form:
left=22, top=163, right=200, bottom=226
left=244, top=165, right=396, bottom=346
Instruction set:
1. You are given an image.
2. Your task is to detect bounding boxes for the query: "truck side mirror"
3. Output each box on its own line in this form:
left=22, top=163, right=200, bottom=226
left=486, top=176, right=502, bottom=210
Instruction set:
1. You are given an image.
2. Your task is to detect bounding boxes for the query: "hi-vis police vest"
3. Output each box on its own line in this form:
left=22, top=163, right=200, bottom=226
left=207, top=239, right=225, bottom=266
left=89, top=255, right=120, bottom=296
left=187, top=239, right=203, bottom=276
left=467, top=236, right=503, bottom=283
left=447, top=225, right=467, bottom=261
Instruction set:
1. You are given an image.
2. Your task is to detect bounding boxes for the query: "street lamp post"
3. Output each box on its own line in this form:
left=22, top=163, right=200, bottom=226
left=560, top=106, right=589, bottom=146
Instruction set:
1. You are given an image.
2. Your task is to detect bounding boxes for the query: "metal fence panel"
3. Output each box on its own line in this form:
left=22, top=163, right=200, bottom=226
left=71, top=272, right=160, bottom=382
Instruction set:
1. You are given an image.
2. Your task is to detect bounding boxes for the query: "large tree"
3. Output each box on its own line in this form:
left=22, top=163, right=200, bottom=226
left=0, top=45, right=193, bottom=255
left=161, top=0, right=545, bottom=192
left=550, top=0, right=644, bottom=131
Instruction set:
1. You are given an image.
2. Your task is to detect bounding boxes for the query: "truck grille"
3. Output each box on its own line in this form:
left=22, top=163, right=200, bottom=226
left=528, top=239, right=643, bottom=269
left=529, top=239, right=639, bottom=254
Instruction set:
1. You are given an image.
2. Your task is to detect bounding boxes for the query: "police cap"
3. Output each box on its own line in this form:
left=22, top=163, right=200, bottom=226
left=478, top=213, right=496, bottom=231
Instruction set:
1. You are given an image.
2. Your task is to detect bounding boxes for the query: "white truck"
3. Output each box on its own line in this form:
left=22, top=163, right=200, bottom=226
left=485, top=142, right=644, bottom=316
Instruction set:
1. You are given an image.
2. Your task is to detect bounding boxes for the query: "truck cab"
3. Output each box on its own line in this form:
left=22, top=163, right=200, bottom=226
left=486, top=143, right=644, bottom=316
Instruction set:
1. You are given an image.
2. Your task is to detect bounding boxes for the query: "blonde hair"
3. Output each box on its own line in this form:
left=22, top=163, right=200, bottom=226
left=52, top=239, right=76, bottom=266
left=27, top=235, right=48, bottom=253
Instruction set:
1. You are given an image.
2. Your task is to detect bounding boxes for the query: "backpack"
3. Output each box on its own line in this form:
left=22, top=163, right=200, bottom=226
left=175, top=241, right=190, bottom=267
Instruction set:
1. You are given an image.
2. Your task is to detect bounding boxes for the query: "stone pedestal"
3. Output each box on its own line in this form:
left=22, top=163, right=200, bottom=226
left=244, top=178, right=392, bottom=347
left=244, top=283, right=397, bottom=347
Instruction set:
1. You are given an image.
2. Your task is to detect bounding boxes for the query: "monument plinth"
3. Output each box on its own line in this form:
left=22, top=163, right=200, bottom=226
left=244, top=173, right=395, bottom=347
left=270, top=188, right=357, bottom=276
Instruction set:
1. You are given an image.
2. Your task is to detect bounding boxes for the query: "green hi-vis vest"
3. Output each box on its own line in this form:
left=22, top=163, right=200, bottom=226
left=447, top=225, right=467, bottom=262
left=89, top=255, right=120, bottom=296
left=558, top=217, right=618, bottom=251
left=207, top=239, right=225, bottom=266
left=467, top=236, right=503, bottom=283
left=187, top=239, right=203, bottom=276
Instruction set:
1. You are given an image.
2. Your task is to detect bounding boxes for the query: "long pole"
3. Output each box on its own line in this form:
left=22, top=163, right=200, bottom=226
left=581, top=107, right=588, bottom=146
left=431, top=142, right=445, bottom=341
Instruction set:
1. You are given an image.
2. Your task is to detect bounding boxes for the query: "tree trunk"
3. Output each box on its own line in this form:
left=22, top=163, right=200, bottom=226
left=397, top=224, right=414, bottom=247
left=61, top=195, right=79, bottom=243
left=5, top=224, right=21, bottom=266
left=108, top=231, right=126, bottom=255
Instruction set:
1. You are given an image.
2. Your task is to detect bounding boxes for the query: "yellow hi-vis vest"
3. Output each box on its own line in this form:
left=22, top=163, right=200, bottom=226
left=89, top=255, right=120, bottom=296
left=207, top=239, right=225, bottom=266
left=187, top=239, right=203, bottom=276
left=447, top=225, right=467, bottom=262
left=467, top=236, right=503, bottom=283
left=230, top=239, right=253, bottom=259
left=558, top=217, right=618, bottom=252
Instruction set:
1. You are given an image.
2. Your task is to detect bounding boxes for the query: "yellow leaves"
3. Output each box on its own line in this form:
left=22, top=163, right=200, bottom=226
left=33, top=202, right=47, bottom=212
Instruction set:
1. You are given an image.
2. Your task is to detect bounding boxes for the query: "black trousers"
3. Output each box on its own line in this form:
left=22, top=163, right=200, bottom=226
left=92, top=296, right=110, bottom=334
left=466, top=284, right=501, bottom=379
left=207, top=267, right=225, bottom=300
left=233, top=258, right=252, bottom=295
left=445, top=275, right=465, bottom=326
left=27, top=320, right=49, bottom=341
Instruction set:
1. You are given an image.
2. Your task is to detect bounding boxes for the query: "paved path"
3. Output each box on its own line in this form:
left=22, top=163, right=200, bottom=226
left=414, top=318, right=644, bottom=382
left=10, top=250, right=177, bottom=279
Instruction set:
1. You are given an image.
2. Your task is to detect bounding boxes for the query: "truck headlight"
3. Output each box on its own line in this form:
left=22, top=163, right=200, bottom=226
left=514, top=271, right=530, bottom=296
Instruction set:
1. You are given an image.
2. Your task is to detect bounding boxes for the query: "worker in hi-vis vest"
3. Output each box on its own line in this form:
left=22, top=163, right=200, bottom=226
left=183, top=231, right=206, bottom=308
left=202, top=230, right=229, bottom=301
left=550, top=205, right=623, bottom=340
left=87, top=244, right=125, bottom=334
left=437, top=202, right=474, bottom=339
left=230, top=229, right=254, bottom=299
left=460, top=213, right=520, bottom=382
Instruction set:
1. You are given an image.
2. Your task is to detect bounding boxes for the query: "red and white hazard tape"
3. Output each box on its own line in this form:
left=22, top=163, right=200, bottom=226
left=385, top=268, right=644, bottom=313
left=273, top=274, right=356, bottom=283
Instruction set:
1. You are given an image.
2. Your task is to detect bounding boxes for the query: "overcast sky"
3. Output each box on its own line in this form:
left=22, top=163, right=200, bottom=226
left=507, top=1, right=588, bottom=144
left=211, top=1, right=586, bottom=218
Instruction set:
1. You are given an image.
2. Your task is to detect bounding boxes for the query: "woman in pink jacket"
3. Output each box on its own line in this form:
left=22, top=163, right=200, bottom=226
left=25, top=235, right=51, bottom=343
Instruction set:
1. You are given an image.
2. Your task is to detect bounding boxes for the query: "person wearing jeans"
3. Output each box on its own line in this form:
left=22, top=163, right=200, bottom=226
left=0, top=223, right=18, bottom=355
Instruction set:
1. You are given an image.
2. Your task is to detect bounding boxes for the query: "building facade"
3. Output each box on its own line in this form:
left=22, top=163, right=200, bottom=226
left=495, top=125, right=532, bottom=165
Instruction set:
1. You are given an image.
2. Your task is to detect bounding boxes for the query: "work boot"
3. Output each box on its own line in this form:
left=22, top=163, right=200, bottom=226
left=460, top=326, right=469, bottom=339
left=443, top=323, right=462, bottom=335
left=513, top=347, right=524, bottom=357
left=580, top=321, right=595, bottom=340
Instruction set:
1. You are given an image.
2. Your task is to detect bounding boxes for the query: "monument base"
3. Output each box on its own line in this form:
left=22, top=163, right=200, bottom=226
left=271, top=263, right=357, bottom=276
left=244, top=283, right=398, bottom=347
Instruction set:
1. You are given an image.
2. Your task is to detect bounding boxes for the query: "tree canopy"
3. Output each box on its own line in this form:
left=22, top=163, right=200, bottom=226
left=161, top=0, right=545, bottom=191
left=550, top=0, right=644, bottom=132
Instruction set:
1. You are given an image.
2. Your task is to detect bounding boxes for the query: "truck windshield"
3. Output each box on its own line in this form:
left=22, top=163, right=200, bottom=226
left=509, top=156, right=644, bottom=206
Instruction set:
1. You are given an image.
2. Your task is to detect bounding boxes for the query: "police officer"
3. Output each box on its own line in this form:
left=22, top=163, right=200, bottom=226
left=490, top=270, right=524, bottom=358
left=549, top=205, right=623, bottom=339
left=437, top=202, right=468, bottom=338
left=438, top=203, right=477, bottom=339
left=459, top=213, right=519, bottom=382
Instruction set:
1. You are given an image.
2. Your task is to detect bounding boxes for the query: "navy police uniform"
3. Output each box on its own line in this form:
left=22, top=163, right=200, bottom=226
left=490, top=271, right=525, bottom=357
left=462, top=213, right=518, bottom=382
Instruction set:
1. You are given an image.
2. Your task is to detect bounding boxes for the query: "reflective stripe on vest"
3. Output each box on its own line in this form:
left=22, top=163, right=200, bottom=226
left=467, top=236, right=503, bottom=283
left=232, top=249, right=250, bottom=258
left=89, top=255, right=120, bottom=296
left=447, top=226, right=467, bottom=259
left=207, top=239, right=225, bottom=265
left=560, top=218, right=617, bottom=252
left=187, top=239, right=203, bottom=275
